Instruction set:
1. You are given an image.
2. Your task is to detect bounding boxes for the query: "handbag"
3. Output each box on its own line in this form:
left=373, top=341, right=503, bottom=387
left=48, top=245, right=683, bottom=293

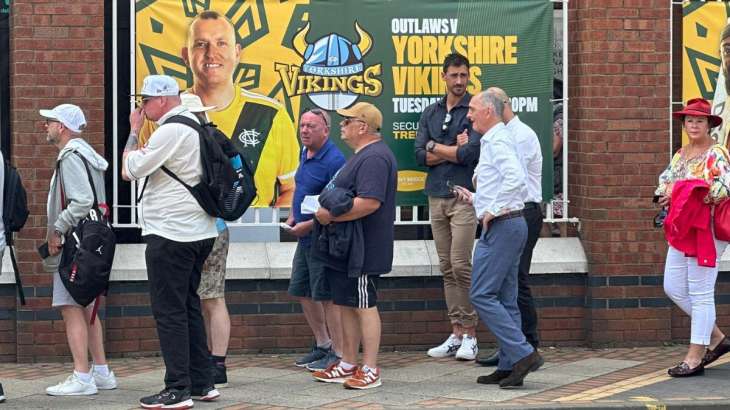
left=57, top=152, right=116, bottom=317
left=714, top=199, right=730, bottom=241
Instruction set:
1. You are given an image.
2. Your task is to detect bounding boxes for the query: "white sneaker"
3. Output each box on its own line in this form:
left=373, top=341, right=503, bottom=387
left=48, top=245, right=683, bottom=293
left=455, top=334, right=478, bottom=360
left=93, top=369, right=117, bottom=390
left=46, top=373, right=98, bottom=396
left=427, top=334, right=462, bottom=358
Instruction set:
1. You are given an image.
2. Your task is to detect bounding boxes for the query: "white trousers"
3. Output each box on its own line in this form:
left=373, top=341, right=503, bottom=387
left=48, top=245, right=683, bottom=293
left=663, top=239, right=727, bottom=345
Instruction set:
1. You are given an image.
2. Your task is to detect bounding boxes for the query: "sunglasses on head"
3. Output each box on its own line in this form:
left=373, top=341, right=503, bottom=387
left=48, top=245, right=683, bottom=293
left=303, top=108, right=329, bottom=127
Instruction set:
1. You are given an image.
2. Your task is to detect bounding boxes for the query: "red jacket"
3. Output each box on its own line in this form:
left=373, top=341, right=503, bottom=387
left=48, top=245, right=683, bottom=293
left=664, top=179, right=715, bottom=267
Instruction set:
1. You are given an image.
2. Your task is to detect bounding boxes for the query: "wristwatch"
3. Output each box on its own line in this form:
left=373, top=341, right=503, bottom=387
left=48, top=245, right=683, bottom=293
left=426, top=140, right=436, bottom=153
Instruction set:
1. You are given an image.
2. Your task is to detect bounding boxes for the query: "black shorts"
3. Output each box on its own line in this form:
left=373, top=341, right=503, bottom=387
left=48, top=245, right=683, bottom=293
left=325, top=268, right=378, bottom=308
left=288, top=242, right=331, bottom=301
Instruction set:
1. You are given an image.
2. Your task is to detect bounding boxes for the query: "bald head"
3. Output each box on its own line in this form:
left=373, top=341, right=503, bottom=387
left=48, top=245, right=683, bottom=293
left=486, top=87, right=514, bottom=121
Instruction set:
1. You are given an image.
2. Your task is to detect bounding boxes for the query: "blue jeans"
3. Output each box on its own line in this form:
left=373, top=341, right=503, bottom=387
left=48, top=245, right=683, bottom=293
left=470, top=216, right=533, bottom=371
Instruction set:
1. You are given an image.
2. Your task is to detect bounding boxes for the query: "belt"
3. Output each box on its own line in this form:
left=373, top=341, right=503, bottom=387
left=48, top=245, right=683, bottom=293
left=524, top=202, right=540, bottom=209
left=492, top=210, right=523, bottom=223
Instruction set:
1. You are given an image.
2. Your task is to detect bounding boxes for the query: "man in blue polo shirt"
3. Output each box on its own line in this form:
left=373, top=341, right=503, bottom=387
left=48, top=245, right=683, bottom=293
left=286, top=109, right=346, bottom=372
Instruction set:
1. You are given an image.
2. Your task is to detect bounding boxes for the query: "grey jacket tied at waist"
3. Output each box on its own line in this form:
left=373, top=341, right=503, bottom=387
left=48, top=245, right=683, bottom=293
left=311, top=187, right=366, bottom=278
left=44, top=138, right=108, bottom=272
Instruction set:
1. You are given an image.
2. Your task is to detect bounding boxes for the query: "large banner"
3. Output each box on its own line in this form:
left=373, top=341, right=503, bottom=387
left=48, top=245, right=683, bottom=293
left=683, top=1, right=730, bottom=145
left=134, top=0, right=554, bottom=206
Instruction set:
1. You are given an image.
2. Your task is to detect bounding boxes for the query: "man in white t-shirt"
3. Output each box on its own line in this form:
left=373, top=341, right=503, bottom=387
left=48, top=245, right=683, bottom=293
left=123, top=75, right=219, bottom=409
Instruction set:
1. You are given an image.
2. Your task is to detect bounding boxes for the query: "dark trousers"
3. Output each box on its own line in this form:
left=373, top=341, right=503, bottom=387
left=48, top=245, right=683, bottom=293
left=144, top=234, right=215, bottom=391
left=518, top=203, right=542, bottom=348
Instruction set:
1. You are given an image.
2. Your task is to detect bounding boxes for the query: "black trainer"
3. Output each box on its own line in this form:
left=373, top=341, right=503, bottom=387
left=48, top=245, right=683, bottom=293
left=213, top=363, right=227, bottom=387
left=0, top=382, right=5, bottom=402
left=139, top=388, right=193, bottom=409
left=191, top=385, right=220, bottom=401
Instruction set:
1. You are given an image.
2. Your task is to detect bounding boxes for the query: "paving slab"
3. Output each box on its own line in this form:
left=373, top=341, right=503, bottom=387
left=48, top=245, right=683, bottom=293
left=0, top=347, right=725, bottom=409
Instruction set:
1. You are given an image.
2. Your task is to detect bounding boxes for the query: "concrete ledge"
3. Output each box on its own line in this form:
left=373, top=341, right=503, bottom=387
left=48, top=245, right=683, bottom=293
left=0, top=237, right=589, bottom=283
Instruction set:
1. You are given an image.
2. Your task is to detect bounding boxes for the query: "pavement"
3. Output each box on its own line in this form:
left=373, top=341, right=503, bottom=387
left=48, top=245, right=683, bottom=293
left=0, top=345, right=728, bottom=409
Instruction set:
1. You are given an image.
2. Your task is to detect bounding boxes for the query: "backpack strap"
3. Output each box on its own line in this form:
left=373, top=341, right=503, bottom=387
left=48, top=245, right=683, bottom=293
left=135, top=114, right=205, bottom=203
left=55, top=151, right=100, bottom=210
left=156, top=114, right=207, bottom=193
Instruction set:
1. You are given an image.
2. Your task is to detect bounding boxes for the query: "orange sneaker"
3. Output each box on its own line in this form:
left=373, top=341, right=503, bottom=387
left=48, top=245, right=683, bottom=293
left=312, top=362, right=356, bottom=383
left=343, top=367, right=381, bottom=390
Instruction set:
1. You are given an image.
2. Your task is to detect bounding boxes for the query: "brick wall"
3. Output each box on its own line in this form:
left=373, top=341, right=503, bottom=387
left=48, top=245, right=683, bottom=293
left=100, top=276, right=587, bottom=359
left=10, top=1, right=106, bottom=361
left=568, top=0, right=673, bottom=345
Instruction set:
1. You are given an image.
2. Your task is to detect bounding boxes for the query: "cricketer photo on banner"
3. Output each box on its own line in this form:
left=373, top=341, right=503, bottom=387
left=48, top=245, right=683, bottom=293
left=683, top=1, right=730, bottom=146
left=133, top=0, right=554, bottom=206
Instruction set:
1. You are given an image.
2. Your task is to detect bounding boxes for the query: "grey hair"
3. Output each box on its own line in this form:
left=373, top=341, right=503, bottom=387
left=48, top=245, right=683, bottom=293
left=481, top=91, right=504, bottom=119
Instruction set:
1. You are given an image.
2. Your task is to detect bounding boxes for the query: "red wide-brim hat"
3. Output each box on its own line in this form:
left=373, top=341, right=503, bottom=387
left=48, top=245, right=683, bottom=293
left=673, top=98, right=722, bottom=128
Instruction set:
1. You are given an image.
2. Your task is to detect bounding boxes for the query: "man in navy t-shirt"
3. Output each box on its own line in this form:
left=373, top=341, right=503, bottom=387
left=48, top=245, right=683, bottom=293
left=312, top=102, right=397, bottom=390
left=286, top=109, right=346, bottom=372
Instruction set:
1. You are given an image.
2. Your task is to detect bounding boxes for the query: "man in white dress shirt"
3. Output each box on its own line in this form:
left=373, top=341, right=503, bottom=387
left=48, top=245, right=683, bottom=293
left=466, top=90, right=542, bottom=388
left=477, top=87, right=544, bottom=368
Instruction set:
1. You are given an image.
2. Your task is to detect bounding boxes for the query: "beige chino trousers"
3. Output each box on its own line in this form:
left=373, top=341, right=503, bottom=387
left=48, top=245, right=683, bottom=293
left=429, top=196, right=478, bottom=328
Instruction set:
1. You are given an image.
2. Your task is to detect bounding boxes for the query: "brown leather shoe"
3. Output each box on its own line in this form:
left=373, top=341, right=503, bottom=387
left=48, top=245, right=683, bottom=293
left=476, top=370, right=511, bottom=385
left=667, top=361, right=704, bottom=377
left=499, top=351, right=541, bottom=388
left=702, top=336, right=730, bottom=366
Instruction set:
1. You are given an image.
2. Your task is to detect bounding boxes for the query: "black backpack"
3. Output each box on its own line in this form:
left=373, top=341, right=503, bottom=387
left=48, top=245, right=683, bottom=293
left=3, top=159, right=29, bottom=305
left=159, top=115, right=256, bottom=221
left=57, top=152, right=116, bottom=311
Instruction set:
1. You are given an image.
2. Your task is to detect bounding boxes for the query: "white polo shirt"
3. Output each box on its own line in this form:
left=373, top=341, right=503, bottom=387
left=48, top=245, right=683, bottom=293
left=124, top=105, right=217, bottom=242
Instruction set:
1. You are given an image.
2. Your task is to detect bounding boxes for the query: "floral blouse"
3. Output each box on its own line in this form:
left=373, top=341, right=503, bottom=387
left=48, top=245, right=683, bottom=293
left=655, top=144, right=730, bottom=202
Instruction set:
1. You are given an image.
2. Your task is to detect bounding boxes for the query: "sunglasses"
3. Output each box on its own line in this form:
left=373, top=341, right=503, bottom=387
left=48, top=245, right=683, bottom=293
left=442, top=112, right=452, bottom=131
left=303, top=108, right=329, bottom=127
left=131, top=96, right=157, bottom=108
left=44, top=119, right=60, bottom=126
left=342, top=117, right=367, bottom=127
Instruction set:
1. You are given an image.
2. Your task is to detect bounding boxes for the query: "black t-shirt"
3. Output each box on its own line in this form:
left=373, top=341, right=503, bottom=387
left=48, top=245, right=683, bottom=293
left=326, top=140, right=397, bottom=275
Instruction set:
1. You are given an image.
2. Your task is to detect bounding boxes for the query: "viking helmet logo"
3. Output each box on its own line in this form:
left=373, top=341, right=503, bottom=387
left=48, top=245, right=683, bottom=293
left=291, top=22, right=374, bottom=110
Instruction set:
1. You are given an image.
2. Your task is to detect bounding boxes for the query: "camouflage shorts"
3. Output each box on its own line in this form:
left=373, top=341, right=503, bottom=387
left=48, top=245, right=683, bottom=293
left=198, top=228, right=229, bottom=300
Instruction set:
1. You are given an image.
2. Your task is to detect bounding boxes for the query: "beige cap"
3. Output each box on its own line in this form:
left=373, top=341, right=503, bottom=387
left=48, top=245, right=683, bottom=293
left=336, top=102, right=382, bottom=131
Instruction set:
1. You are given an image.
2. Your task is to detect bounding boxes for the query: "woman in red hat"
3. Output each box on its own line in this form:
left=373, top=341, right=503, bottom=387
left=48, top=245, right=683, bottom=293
left=656, top=98, right=730, bottom=377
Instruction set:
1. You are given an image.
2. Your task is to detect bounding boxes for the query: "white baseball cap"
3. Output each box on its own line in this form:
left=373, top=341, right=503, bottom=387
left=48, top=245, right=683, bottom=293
left=39, top=104, right=87, bottom=133
left=180, top=93, right=216, bottom=113
left=133, top=74, right=180, bottom=98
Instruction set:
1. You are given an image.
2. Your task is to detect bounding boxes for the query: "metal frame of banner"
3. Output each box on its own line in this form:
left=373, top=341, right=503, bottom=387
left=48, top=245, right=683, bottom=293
left=111, top=0, right=577, bottom=229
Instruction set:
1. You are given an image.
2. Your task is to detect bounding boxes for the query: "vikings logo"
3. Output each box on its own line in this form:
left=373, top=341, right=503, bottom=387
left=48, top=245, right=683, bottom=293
left=276, top=22, right=383, bottom=110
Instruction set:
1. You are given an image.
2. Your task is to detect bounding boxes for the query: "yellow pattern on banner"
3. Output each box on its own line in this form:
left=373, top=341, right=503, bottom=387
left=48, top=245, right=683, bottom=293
left=682, top=2, right=727, bottom=145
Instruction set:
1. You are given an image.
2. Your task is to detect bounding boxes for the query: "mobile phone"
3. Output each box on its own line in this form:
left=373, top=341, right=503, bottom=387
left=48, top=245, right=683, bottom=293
left=652, top=195, right=661, bottom=203
left=279, top=222, right=293, bottom=231
left=446, top=180, right=456, bottom=193
left=37, top=242, right=50, bottom=259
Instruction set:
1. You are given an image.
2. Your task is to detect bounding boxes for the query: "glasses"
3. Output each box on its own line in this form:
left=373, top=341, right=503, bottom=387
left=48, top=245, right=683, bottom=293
left=442, top=112, right=452, bottom=131
left=342, top=117, right=366, bottom=127
left=44, top=119, right=60, bottom=126
left=131, top=96, right=156, bottom=108
left=303, top=108, right=329, bottom=127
